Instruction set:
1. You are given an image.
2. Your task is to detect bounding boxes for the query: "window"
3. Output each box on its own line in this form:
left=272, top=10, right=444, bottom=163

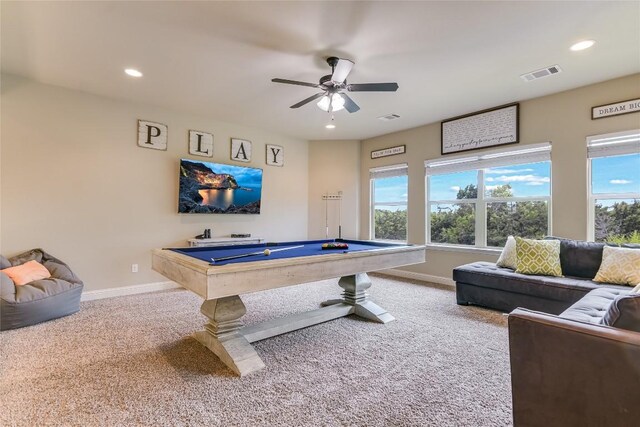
left=426, top=143, right=551, bottom=248
left=587, top=130, right=640, bottom=243
left=370, top=164, right=408, bottom=241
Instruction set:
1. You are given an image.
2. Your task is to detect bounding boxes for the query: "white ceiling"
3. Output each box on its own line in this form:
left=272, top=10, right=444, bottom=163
left=2, top=1, right=639, bottom=141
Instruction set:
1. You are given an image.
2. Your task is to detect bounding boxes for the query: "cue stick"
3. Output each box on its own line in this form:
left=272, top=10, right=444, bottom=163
left=338, top=191, right=342, bottom=239
left=325, top=192, right=329, bottom=238
left=210, top=245, right=304, bottom=264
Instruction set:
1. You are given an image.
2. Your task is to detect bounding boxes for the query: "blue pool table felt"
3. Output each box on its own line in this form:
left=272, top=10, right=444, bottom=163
left=170, top=239, right=404, bottom=266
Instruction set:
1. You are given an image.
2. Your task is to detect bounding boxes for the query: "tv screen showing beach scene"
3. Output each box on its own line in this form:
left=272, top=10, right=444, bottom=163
left=179, top=159, right=262, bottom=214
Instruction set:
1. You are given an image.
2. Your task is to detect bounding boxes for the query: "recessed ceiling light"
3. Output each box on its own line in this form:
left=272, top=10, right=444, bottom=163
left=124, top=68, right=143, bottom=77
left=570, top=40, right=595, bottom=51
left=325, top=123, right=336, bottom=129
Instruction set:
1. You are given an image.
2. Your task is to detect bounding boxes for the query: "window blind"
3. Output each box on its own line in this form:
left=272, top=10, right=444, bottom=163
left=370, top=163, right=408, bottom=179
left=425, top=143, right=551, bottom=175
left=587, top=130, right=640, bottom=158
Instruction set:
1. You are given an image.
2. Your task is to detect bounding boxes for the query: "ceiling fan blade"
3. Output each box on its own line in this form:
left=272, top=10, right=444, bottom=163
left=348, top=82, right=399, bottom=92
left=272, top=78, right=321, bottom=88
left=290, top=92, right=325, bottom=109
left=331, top=59, right=354, bottom=84
left=339, top=93, right=360, bottom=113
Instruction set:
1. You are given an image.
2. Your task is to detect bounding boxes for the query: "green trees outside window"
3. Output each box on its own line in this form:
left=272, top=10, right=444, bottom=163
left=371, top=171, right=408, bottom=241
left=594, top=200, right=640, bottom=243
left=374, top=209, right=407, bottom=241
left=427, top=158, right=551, bottom=248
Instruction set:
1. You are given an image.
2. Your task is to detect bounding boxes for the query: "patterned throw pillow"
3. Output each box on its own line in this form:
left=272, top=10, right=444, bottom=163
left=593, top=246, right=640, bottom=286
left=515, top=237, right=562, bottom=277
left=496, top=235, right=518, bottom=270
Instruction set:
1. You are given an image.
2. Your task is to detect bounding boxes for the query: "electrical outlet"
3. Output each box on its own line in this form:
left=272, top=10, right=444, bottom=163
left=131, top=264, right=138, bottom=273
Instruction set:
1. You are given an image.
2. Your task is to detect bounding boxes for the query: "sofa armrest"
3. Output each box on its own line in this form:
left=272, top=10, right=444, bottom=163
left=508, top=308, right=640, bottom=427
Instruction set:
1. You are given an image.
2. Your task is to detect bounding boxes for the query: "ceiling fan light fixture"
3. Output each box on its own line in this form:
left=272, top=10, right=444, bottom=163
left=317, top=93, right=345, bottom=112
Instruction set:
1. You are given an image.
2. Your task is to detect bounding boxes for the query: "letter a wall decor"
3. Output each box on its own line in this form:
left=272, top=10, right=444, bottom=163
left=230, top=138, right=252, bottom=163
left=189, top=130, right=214, bottom=157
left=137, top=120, right=168, bottom=150
left=266, top=144, right=284, bottom=166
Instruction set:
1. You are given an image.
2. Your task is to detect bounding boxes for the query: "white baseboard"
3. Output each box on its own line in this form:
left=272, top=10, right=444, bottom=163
left=81, top=281, right=181, bottom=302
left=376, top=269, right=455, bottom=288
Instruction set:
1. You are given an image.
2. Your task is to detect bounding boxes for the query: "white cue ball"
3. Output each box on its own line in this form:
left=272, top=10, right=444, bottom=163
left=264, top=249, right=271, bottom=256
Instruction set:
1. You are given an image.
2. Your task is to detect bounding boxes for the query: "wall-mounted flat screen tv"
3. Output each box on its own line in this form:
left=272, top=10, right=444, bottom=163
left=178, top=159, right=262, bottom=214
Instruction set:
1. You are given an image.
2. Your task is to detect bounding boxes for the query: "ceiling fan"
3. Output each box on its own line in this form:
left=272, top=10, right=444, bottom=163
left=271, top=57, right=399, bottom=113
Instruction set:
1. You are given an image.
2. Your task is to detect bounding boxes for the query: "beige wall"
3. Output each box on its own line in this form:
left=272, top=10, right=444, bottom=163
left=1, top=75, right=309, bottom=291
left=360, top=73, right=640, bottom=279
left=308, top=140, right=360, bottom=239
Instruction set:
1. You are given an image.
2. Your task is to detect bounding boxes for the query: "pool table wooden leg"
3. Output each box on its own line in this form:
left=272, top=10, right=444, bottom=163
left=322, top=273, right=395, bottom=324
left=193, top=296, right=265, bottom=377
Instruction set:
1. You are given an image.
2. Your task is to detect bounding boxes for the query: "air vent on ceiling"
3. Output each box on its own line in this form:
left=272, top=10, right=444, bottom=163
left=378, top=113, right=400, bottom=121
left=520, top=65, right=562, bottom=82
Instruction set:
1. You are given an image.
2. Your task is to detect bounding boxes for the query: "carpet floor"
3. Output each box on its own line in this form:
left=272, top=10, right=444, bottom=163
left=0, top=275, right=511, bottom=426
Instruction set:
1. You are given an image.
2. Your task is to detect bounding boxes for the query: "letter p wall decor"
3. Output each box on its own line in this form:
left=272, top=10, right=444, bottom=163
left=138, top=120, right=168, bottom=150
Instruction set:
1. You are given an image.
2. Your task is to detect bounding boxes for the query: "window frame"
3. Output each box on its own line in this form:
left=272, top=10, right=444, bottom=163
left=425, top=143, right=552, bottom=249
left=369, top=164, right=408, bottom=242
left=586, top=130, right=640, bottom=242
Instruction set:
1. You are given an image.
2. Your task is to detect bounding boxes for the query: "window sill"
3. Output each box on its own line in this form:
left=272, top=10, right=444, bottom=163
left=426, top=244, right=502, bottom=255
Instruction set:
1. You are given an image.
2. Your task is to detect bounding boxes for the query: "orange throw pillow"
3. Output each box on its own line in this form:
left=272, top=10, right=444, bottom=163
left=1, top=260, right=51, bottom=286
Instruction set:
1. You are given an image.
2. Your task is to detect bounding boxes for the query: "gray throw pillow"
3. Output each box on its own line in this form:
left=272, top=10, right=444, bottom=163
left=600, top=294, right=640, bottom=333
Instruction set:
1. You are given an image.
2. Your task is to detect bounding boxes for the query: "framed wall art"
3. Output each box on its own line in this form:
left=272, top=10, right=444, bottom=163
left=441, top=103, right=519, bottom=155
left=371, top=145, right=406, bottom=159
left=592, top=98, right=640, bottom=119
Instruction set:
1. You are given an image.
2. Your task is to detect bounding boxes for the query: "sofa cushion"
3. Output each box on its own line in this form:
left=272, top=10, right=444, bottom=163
left=496, top=235, right=517, bottom=269
left=453, top=262, right=630, bottom=303
left=544, top=237, right=606, bottom=279
left=559, top=287, right=629, bottom=324
left=593, top=246, right=640, bottom=286
left=601, top=293, right=640, bottom=332
left=0, top=255, right=10, bottom=269
left=515, top=237, right=562, bottom=277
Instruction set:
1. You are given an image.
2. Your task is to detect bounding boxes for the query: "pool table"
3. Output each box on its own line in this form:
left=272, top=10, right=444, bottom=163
left=152, top=239, right=425, bottom=376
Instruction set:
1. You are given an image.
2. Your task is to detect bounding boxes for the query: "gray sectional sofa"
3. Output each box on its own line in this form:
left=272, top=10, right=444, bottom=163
left=453, top=237, right=635, bottom=314
left=454, top=237, right=640, bottom=426
left=509, top=287, right=640, bottom=426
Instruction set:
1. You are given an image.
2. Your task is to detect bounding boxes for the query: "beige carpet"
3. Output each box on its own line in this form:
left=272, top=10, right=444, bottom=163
left=0, top=275, right=511, bottom=426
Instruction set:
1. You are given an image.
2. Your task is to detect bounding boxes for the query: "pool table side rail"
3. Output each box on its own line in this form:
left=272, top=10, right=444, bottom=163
left=152, top=245, right=425, bottom=300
